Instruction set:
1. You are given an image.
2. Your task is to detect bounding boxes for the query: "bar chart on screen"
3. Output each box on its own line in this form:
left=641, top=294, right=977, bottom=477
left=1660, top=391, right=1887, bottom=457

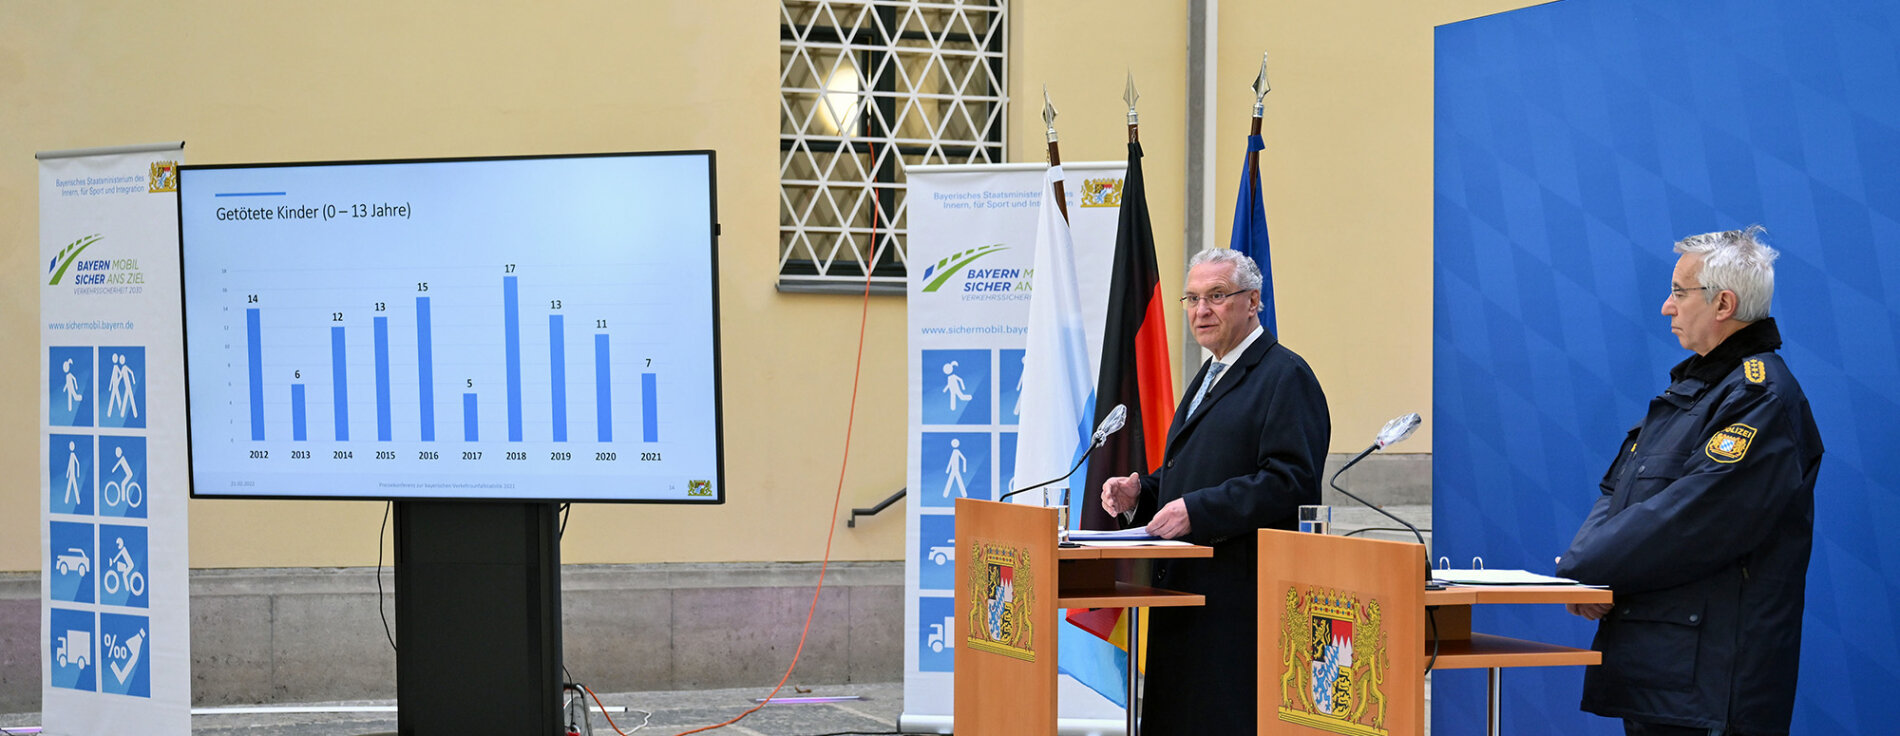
left=178, top=153, right=722, bottom=502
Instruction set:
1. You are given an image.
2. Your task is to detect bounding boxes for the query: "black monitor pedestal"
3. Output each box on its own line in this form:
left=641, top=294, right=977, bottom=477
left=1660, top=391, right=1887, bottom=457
left=394, top=501, right=563, bottom=735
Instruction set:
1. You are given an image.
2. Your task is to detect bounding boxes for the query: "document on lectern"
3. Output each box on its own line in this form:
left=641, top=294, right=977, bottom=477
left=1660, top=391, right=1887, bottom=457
left=1433, top=569, right=1590, bottom=586
left=1068, top=527, right=1161, bottom=542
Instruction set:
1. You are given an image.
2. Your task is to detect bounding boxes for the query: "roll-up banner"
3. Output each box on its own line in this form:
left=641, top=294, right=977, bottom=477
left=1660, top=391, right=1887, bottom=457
left=901, top=162, right=1127, bottom=733
left=38, top=143, right=190, bottom=735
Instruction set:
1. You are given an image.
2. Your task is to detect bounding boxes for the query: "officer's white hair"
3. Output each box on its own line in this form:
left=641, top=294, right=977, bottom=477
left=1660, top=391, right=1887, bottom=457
left=1187, top=248, right=1263, bottom=292
left=1675, top=225, right=1778, bottom=322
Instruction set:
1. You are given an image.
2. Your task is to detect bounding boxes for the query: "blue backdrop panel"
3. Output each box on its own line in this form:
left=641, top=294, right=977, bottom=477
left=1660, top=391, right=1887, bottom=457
left=1434, top=1, right=1900, bottom=734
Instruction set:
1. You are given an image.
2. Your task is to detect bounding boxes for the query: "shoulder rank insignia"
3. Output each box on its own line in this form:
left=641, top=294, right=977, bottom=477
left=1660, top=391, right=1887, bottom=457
left=1706, top=423, right=1757, bottom=463
left=1744, top=359, right=1766, bottom=384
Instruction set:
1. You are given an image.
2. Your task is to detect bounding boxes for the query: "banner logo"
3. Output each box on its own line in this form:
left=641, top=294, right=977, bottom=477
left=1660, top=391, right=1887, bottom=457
left=686, top=479, right=713, bottom=497
left=1278, top=586, right=1390, bottom=735
left=920, top=243, right=1012, bottom=293
left=1078, top=177, right=1124, bottom=208
left=965, top=539, right=1035, bottom=662
left=45, top=234, right=147, bottom=292
left=47, top=234, right=104, bottom=286
left=148, top=162, right=179, bottom=193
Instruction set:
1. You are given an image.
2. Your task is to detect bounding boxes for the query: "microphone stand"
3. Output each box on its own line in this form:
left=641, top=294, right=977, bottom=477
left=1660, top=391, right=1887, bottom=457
left=996, top=449, right=1092, bottom=503
left=1328, top=443, right=1437, bottom=587
left=997, top=451, right=1091, bottom=548
left=995, top=405, right=1125, bottom=547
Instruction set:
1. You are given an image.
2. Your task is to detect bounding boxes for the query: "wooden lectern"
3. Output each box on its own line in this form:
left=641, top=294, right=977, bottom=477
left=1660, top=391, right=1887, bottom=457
left=1256, top=529, right=1611, bottom=736
left=953, top=498, right=1211, bottom=735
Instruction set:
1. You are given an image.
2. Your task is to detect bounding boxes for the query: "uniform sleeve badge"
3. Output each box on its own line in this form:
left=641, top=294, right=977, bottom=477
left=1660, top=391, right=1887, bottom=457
left=1705, top=423, right=1758, bottom=463
left=1744, top=359, right=1767, bottom=384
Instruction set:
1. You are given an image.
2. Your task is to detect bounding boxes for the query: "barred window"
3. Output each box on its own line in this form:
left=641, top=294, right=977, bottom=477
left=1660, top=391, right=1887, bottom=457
left=779, top=0, right=1009, bottom=293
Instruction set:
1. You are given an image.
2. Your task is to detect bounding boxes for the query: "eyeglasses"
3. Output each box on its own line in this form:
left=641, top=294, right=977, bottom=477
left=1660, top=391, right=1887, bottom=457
left=1668, top=285, right=1715, bottom=300
left=1179, top=290, right=1250, bottom=308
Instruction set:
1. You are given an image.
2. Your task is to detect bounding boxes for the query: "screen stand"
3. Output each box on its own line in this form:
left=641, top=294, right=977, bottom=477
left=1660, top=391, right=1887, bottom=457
left=394, top=501, right=563, bottom=735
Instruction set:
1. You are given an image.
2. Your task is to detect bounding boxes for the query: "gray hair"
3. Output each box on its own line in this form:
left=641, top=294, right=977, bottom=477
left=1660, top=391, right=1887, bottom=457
left=1674, top=225, right=1778, bottom=322
left=1187, top=248, right=1263, bottom=292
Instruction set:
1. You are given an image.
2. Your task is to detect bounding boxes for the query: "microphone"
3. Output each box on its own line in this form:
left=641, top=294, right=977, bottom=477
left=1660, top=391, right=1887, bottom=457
left=1092, top=403, right=1128, bottom=447
left=1329, top=413, right=1433, bottom=579
left=997, top=404, right=1128, bottom=503
left=1375, top=412, right=1421, bottom=449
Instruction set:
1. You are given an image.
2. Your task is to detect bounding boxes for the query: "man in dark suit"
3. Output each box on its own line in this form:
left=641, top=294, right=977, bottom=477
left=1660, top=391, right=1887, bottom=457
left=1101, top=248, right=1332, bottom=735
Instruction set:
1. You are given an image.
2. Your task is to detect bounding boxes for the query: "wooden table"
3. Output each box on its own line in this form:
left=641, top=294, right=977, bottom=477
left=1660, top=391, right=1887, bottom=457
left=1424, top=584, right=1613, bottom=735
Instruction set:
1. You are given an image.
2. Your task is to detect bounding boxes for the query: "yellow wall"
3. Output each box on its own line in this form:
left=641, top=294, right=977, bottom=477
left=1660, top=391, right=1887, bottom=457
left=1215, top=0, right=1551, bottom=449
left=0, top=0, right=1541, bottom=571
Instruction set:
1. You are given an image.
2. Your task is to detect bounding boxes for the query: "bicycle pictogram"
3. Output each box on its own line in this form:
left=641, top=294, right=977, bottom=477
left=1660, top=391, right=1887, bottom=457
left=101, top=537, right=145, bottom=598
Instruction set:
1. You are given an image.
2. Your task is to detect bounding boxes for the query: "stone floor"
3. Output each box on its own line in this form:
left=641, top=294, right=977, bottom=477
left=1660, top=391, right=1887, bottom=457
left=1, top=504, right=1435, bottom=735
left=4, top=681, right=908, bottom=736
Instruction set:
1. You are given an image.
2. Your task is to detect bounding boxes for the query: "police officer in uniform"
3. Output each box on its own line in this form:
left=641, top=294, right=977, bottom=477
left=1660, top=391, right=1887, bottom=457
left=1557, top=226, right=1823, bottom=736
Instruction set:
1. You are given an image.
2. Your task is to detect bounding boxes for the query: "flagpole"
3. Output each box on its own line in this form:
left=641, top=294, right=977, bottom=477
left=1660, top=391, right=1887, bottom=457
left=1121, top=72, right=1143, bottom=736
left=1249, top=52, right=1270, bottom=182
left=1042, top=85, right=1069, bottom=223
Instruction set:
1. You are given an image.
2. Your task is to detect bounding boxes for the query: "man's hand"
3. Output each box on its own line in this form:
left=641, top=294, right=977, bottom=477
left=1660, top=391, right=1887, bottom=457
left=1101, top=473, right=1140, bottom=516
left=1148, top=498, right=1192, bottom=539
left=1566, top=603, right=1612, bottom=620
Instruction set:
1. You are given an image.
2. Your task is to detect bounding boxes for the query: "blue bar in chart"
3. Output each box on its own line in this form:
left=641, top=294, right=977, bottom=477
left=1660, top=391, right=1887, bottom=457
left=464, top=393, right=478, bottom=442
left=596, top=333, right=612, bottom=442
left=550, top=315, right=567, bottom=442
left=332, top=326, right=349, bottom=441
left=417, top=297, right=435, bottom=442
left=642, top=373, right=659, bottom=442
left=291, top=384, right=307, bottom=441
left=504, top=276, right=522, bottom=442
left=374, top=316, right=391, bottom=442
left=248, top=308, right=264, bottom=440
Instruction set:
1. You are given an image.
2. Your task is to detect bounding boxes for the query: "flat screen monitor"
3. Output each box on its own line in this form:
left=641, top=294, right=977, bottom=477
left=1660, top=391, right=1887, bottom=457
left=177, top=151, right=723, bottom=503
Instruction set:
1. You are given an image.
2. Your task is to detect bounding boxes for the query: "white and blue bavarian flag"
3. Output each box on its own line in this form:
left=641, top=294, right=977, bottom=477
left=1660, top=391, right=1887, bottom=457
left=1010, top=164, right=1096, bottom=514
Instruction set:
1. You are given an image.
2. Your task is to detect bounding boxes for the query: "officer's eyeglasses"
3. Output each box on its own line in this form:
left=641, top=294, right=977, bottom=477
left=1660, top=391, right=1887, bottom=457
left=1668, top=285, right=1715, bottom=301
left=1180, top=290, right=1249, bottom=308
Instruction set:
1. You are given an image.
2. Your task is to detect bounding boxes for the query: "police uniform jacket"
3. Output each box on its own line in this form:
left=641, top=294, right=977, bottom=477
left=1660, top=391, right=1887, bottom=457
left=1127, top=331, right=1331, bottom=735
left=1557, top=318, right=1822, bottom=734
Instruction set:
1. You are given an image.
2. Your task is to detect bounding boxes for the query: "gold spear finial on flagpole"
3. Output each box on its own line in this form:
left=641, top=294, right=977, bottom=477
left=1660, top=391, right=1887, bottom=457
left=1251, top=52, right=1272, bottom=119
left=1124, top=70, right=1141, bottom=143
left=1041, top=84, right=1068, bottom=221
left=1042, top=84, right=1061, bottom=145
left=1250, top=52, right=1271, bottom=140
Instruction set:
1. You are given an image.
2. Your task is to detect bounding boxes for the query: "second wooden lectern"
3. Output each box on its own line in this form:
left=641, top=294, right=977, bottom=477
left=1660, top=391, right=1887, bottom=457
left=953, top=498, right=1211, bottom=735
left=1257, top=529, right=1610, bottom=736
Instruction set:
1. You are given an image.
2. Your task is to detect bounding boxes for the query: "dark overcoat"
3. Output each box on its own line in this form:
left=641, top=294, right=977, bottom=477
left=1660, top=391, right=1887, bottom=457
left=1129, top=332, right=1331, bottom=735
left=1558, top=319, right=1822, bottom=734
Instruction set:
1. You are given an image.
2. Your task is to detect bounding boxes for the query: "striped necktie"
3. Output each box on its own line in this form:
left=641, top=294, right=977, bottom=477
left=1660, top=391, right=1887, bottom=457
left=1187, top=362, right=1226, bottom=417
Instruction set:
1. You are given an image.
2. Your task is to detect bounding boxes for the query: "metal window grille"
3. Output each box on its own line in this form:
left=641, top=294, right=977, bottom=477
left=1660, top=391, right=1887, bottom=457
left=779, top=0, right=1009, bottom=293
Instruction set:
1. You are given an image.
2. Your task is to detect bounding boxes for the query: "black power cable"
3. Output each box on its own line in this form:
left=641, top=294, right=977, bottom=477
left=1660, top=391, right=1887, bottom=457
left=376, top=501, right=397, bottom=652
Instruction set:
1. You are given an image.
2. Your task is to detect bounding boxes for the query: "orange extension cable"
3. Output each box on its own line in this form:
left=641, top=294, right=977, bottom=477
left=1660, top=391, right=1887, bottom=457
left=586, top=137, right=884, bottom=736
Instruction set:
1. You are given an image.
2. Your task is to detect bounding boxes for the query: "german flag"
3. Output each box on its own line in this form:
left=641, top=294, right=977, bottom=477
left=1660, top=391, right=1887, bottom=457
left=1057, top=140, right=1177, bottom=703
left=1080, top=140, right=1175, bottom=530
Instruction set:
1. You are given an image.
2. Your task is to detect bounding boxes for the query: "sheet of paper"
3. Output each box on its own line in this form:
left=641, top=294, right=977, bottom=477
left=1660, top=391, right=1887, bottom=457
left=1067, top=527, right=1160, bottom=541
left=1072, top=539, right=1194, bottom=547
left=1431, top=568, right=1587, bottom=585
